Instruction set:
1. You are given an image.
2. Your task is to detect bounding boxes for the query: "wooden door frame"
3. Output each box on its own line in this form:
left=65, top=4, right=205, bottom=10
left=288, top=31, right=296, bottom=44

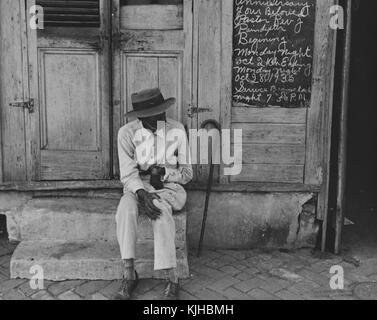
left=320, top=0, right=353, bottom=253
left=334, top=0, right=352, bottom=254
left=111, top=0, right=194, bottom=179
left=0, top=0, right=30, bottom=183
left=24, top=0, right=112, bottom=181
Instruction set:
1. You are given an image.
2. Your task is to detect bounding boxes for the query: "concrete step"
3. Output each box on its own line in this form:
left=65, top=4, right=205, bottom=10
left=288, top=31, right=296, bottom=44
left=15, top=197, right=186, bottom=242
left=11, top=239, right=190, bottom=281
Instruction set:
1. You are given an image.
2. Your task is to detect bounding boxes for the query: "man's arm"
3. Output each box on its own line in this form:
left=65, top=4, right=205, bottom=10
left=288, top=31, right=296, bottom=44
left=164, top=125, right=193, bottom=185
left=118, top=128, right=145, bottom=194
left=118, top=128, right=162, bottom=220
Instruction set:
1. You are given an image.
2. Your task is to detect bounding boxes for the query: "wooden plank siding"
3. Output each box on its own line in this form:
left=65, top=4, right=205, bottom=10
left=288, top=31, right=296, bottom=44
left=194, top=0, right=222, bottom=183
left=306, top=0, right=337, bottom=186
left=240, top=145, right=306, bottom=165
left=231, top=109, right=307, bottom=183
left=225, top=0, right=336, bottom=190
left=232, top=107, right=307, bottom=124
left=120, top=4, right=183, bottom=30
left=0, top=0, right=336, bottom=205
left=234, top=123, right=306, bottom=145
left=231, top=107, right=307, bottom=184
left=0, top=0, right=28, bottom=182
left=315, top=0, right=338, bottom=223
left=232, top=164, right=304, bottom=184
left=217, top=1, right=311, bottom=185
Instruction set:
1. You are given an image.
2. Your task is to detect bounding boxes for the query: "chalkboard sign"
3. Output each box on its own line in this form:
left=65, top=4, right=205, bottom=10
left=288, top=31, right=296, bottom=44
left=233, top=0, right=316, bottom=108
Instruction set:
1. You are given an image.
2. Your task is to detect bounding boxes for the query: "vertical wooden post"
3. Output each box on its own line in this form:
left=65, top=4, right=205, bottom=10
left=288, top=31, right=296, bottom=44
left=219, top=0, right=233, bottom=184
left=320, top=0, right=339, bottom=252
left=0, top=0, right=28, bottom=182
left=335, top=0, right=353, bottom=254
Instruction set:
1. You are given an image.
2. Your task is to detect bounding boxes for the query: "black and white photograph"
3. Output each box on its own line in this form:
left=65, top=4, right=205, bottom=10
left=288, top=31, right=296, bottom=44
left=0, top=0, right=376, bottom=309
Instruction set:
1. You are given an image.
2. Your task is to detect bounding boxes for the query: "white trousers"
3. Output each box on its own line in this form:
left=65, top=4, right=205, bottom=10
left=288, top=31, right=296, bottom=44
left=116, top=182, right=187, bottom=271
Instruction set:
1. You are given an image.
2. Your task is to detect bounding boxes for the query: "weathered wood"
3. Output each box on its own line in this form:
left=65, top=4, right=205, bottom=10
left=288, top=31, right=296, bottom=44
left=39, top=49, right=101, bottom=151
left=120, top=5, right=183, bottom=30
left=195, top=0, right=222, bottom=183
left=0, top=180, right=320, bottom=193
left=303, top=0, right=337, bottom=229
left=0, top=0, right=28, bottom=182
left=182, top=0, right=194, bottom=133
left=159, top=56, right=181, bottom=120
left=122, top=54, right=183, bottom=122
left=26, top=0, right=41, bottom=181
left=112, top=0, right=122, bottom=179
left=232, top=107, right=307, bottom=124
left=113, top=0, right=193, bottom=179
left=219, top=0, right=233, bottom=184
left=190, top=0, right=200, bottom=182
left=119, top=30, right=184, bottom=51
left=305, top=0, right=336, bottom=186
left=40, top=151, right=104, bottom=180
left=335, top=0, right=352, bottom=255
left=37, top=33, right=100, bottom=48
left=125, top=55, right=159, bottom=116
left=20, top=0, right=33, bottom=181
left=240, top=144, right=306, bottom=165
left=233, top=123, right=306, bottom=145
left=26, top=0, right=111, bottom=181
left=231, top=164, right=304, bottom=184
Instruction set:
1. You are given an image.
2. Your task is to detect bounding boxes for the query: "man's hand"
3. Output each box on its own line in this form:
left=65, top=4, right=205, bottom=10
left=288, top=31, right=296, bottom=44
left=137, top=189, right=162, bottom=220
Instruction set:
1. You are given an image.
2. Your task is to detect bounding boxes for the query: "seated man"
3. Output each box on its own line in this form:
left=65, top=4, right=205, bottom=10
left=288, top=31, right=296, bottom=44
left=115, top=88, right=193, bottom=300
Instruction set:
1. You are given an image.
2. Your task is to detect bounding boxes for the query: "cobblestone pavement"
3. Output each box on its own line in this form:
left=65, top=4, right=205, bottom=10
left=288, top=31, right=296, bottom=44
left=1, top=240, right=377, bottom=300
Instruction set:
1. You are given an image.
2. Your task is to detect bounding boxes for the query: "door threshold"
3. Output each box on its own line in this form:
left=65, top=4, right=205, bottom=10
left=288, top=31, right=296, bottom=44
left=0, top=180, right=321, bottom=193
left=0, top=180, right=123, bottom=192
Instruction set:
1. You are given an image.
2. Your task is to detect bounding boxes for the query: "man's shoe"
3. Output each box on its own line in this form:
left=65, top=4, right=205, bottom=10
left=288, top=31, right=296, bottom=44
left=114, top=271, right=139, bottom=300
left=162, top=281, right=180, bottom=300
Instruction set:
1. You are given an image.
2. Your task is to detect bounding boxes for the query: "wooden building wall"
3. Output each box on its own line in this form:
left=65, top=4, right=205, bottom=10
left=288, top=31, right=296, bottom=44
left=0, top=0, right=337, bottom=222
left=195, top=0, right=337, bottom=196
left=0, top=0, right=28, bottom=182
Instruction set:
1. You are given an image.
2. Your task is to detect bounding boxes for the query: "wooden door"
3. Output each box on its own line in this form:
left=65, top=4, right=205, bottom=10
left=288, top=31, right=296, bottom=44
left=26, top=0, right=111, bottom=180
left=112, top=0, right=193, bottom=177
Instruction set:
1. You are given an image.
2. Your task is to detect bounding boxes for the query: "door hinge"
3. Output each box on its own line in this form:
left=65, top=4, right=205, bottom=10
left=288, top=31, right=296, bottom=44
left=188, top=105, right=213, bottom=118
left=9, top=99, right=35, bottom=113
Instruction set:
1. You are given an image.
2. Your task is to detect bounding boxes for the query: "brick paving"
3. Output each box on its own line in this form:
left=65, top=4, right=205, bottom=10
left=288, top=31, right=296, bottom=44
left=1, top=240, right=377, bottom=300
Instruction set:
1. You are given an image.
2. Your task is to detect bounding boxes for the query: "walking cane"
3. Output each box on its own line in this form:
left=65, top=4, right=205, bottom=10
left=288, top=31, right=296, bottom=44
left=197, top=120, right=221, bottom=257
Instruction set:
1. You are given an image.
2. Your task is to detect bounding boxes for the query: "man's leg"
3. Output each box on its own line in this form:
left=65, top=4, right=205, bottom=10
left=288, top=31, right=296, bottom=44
left=152, top=198, right=177, bottom=273
left=151, top=184, right=187, bottom=284
left=116, top=191, right=139, bottom=280
left=151, top=194, right=183, bottom=299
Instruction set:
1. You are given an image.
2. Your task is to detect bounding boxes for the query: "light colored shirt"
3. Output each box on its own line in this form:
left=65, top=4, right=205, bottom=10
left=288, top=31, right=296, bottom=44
left=118, top=118, right=193, bottom=194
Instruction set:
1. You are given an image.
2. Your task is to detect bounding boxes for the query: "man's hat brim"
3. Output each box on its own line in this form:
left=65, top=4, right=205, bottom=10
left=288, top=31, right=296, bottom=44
left=125, top=98, right=176, bottom=119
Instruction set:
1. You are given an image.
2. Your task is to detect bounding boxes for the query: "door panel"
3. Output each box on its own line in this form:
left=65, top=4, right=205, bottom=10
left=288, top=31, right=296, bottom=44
left=40, top=50, right=101, bottom=152
left=120, top=4, right=183, bottom=30
left=123, top=54, right=182, bottom=121
left=112, top=0, right=193, bottom=178
left=27, top=0, right=111, bottom=181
